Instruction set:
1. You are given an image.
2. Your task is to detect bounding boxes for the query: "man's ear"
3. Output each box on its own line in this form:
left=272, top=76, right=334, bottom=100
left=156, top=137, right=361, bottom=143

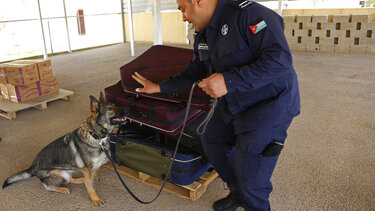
left=89, top=95, right=99, bottom=117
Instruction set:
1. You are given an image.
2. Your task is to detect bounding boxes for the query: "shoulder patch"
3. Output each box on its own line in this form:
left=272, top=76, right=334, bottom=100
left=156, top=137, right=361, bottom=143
left=249, top=18, right=267, bottom=35
left=229, top=0, right=253, bottom=9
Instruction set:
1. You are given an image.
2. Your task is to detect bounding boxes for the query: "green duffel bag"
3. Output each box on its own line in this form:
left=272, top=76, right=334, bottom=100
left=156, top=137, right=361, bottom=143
left=115, top=136, right=212, bottom=186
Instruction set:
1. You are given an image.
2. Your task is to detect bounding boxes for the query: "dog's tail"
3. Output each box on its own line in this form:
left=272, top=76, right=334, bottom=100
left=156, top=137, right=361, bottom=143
left=2, top=169, right=33, bottom=189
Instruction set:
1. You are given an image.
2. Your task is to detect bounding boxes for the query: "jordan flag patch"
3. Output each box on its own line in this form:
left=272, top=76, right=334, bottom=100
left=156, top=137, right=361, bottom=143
left=249, top=19, right=267, bottom=35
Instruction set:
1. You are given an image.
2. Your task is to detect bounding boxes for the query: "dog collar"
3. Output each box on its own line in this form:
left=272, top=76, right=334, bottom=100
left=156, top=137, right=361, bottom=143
left=89, top=131, right=101, bottom=140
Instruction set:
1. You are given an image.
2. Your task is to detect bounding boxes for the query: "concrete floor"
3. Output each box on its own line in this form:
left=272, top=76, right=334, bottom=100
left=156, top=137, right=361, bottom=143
left=0, top=43, right=374, bottom=211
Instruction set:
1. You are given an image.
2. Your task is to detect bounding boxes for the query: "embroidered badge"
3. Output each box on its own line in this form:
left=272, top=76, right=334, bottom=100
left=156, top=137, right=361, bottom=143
left=249, top=18, right=267, bottom=35
left=221, top=24, right=229, bottom=36
left=198, top=43, right=209, bottom=50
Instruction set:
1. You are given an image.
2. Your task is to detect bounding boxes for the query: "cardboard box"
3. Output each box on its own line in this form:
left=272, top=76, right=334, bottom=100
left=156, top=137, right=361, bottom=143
left=1, top=63, right=39, bottom=85
left=0, top=65, right=9, bottom=84
left=0, top=83, right=9, bottom=100
left=39, top=75, right=59, bottom=96
left=12, top=59, right=53, bottom=80
left=7, top=82, right=41, bottom=103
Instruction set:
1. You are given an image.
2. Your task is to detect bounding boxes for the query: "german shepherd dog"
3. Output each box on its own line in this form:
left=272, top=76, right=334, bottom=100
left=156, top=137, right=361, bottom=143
left=2, top=92, right=117, bottom=206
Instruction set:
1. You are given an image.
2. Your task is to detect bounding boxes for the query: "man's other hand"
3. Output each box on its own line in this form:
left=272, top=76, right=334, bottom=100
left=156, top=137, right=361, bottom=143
left=132, top=72, right=161, bottom=94
left=198, top=73, right=228, bottom=98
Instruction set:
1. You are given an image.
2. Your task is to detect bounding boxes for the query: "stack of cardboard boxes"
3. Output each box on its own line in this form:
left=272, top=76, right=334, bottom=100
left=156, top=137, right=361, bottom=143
left=0, top=59, right=59, bottom=103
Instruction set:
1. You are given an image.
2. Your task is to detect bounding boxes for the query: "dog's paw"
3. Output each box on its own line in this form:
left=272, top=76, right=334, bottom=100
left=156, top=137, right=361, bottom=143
left=93, top=198, right=105, bottom=206
left=54, top=187, right=71, bottom=194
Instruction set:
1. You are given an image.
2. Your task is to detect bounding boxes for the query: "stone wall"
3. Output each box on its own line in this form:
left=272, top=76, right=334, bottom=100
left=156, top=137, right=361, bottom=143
left=284, top=14, right=375, bottom=53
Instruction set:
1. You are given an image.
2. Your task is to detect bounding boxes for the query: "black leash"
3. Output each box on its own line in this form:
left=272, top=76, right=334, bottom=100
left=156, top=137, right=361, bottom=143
left=100, top=81, right=217, bottom=204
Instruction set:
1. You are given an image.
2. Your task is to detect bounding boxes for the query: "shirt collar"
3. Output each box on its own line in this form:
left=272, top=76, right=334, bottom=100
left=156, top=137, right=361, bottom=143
left=208, top=0, right=227, bottom=30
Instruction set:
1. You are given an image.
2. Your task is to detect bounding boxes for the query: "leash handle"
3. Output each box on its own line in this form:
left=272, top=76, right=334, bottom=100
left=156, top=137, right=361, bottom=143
left=196, top=98, right=217, bottom=135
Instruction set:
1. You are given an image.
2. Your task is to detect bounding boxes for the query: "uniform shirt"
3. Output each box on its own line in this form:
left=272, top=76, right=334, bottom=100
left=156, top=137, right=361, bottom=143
left=160, top=0, right=300, bottom=133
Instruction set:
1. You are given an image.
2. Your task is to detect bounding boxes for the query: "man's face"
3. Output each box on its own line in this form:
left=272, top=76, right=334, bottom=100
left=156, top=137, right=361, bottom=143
left=177, top=0, right=207, bottom=32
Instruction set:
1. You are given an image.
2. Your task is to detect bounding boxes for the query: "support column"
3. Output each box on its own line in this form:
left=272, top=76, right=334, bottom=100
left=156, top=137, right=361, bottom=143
left=127, top=0, right=135, bottom=56
left=278, top=0, right=283, bottom=16
left=152, top=0, right=162, bottom=45
left=62, top=0, right=72, bottom=53
left=37, top=0, right=48, bottom=59
left=120, top=0, right=126, bottom=43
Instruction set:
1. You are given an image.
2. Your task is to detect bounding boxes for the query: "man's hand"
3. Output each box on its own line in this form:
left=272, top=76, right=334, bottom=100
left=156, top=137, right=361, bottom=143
left=132, top=72, right=161, bottom=94
left=198, top=73, right=228, bottom=98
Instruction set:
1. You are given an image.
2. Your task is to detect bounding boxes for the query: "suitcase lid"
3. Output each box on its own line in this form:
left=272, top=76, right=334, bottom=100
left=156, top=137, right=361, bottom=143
left=120, top=45, right=213, bottom=110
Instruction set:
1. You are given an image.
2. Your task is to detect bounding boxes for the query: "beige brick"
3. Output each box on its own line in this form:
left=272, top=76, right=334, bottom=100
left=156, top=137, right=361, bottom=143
left=284, top=22, right=299, bottom=29
left=291, top=44, right=306, bottom=51
left=367, top=22, right=375, bottom=30
left=304, top=23, right=316, bottom=30
left=350, top=45, right=367, bottom=53
left=366, top=46, right=375, bottom=53
left=296, top=15, right=312, bottom=23
left=351, top=14, right=369, bottom=23
left=306, top=44, right=320, bottom=52
left=286, top=37, right=297, bottom=45
left=321, top=22, right=335, bottom=31
left=283, top=15, right=295, bottom=23
left=334, top=45, right=351, bottom=53
left=294, top=30, right=306, bottom=37
left=333, top=14, right=350, bottom=23
left=339, top=37, right=354, bottom=45
left=358, top=22, right=369, bottom=30
left=319, top=45, right=335, bottom=52
left=312, top=15, right=328, bottom=23
left=341, top=23, right=356, bottom=30
left=364, top=38, right=375, bottom=45
left=285, top=33, right=295, bottom=40
left=289, top=36, right=300, bottom=44
left=331, top=30, right=346, bottom=37
left=313, top=30, right=326, bottom=37
left=302, top=37, right=315, bottom=44
left=351, top=30, right=367, bottom=38
left=320, top=37, right=334, bottom=45
left=284, top=28, right=293, bottom=37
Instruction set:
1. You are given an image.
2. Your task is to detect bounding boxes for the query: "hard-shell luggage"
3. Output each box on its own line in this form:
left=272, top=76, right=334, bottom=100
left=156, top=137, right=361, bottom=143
left=105, top=81, right=204, bottom=136
left=114, top=131, right=211, bottom=186
left=120, top=45, right=213, bottom=111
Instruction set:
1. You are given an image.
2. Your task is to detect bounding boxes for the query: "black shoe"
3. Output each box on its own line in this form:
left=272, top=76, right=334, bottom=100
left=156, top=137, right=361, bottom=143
left=213, top=183, right=243, bottom=211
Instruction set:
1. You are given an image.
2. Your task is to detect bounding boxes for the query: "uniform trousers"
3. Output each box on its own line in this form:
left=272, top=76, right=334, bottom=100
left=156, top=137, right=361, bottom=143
left=201, top=108, right=293, bottom=211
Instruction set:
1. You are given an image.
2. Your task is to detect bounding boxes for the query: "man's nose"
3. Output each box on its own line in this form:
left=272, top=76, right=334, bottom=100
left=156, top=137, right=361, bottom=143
left=182, top=13, right=187, bottom=22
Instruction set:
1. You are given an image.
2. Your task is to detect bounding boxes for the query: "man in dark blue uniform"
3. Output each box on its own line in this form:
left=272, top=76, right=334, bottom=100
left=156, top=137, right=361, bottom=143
left=132, top=0, right=300, bottom=210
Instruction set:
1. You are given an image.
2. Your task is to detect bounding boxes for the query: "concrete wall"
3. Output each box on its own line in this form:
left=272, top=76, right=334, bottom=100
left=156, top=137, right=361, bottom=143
left=283, top=8, right=375, bottom=22
left=124, top=9, right=375, bottom=53
left=124, top=11, right=187, bottom=44
left=284, top=14, right=375, bottom=53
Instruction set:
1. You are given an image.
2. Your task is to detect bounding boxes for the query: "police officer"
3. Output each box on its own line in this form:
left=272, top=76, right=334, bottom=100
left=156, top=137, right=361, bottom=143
left=132, top=0, right=300, bottom=210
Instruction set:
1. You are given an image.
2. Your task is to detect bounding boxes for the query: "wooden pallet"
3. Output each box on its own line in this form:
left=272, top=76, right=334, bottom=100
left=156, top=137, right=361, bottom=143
left=0, top=89, right=74, bottom=120
left=103, top=162, right=218, bottom=201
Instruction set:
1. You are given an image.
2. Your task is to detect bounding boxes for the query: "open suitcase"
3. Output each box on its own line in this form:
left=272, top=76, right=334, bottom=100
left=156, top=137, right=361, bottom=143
left=105, top=81, right=204, bottom=136
left=120, top=45, right=214, bottom=111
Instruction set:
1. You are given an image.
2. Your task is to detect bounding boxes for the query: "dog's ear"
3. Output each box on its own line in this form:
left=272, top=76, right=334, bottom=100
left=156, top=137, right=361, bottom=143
left=99, top=91, right=105, bottom=103
left=89, top=95, right=99, bottom=117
